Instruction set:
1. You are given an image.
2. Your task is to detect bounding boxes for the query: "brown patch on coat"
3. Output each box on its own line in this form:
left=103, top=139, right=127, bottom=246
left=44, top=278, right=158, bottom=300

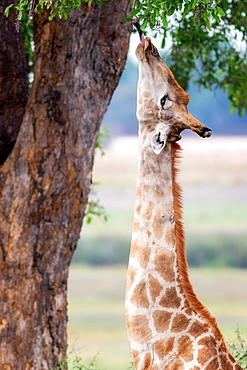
left=136, top=242, right=151, bottom=269
left=126, top=314, right=152, bottom=344
left=205, top=357, right=220, bottom=370
left=165, top=225, right=175, bottom=246
left=141, top=200, right=154, bottom=220
left=197, top=336, right=218, bottom=364
left=152, top=310, right=172, bottom=332
left=130, top=238, right=138, bottom=258
left=133, top=220, right=140, bottom=233
left=126, top=266, right=136, bottom=292
left=143, top=352, right=152, bottom=369
left=154, top=248, right=175, bottom=282
left=143, top=183, right=151, bottom=195
left=167, top=357, right=184, bottom=370
left=154, top=185, right=166, bottom=203
left=130, top=280, right=149, bottom=308
left=159, top=286, right=181, bottom=309
left=135, top=202, right=141, bottom=215
left=171, top=313, right=190, bottom=333
left=219, top=354, right=234, bottom=369
left=152, top=208, right=164, bottom=239
left=135, top=184, right=142, bottom=200
left=188, top=320, right=210, bottom=338
left=151, top=364, right=159, bottom=370
left=177, top=335, right=193, bottom=362
left=132, top=350, right=140, bottom=369
left=148, top=274, right=163, bottom=302
left=144, top=99, right=154, bottom=109
left=142, top=91, right=150, bottom=98
left=154, top=337, right=175, bottom=359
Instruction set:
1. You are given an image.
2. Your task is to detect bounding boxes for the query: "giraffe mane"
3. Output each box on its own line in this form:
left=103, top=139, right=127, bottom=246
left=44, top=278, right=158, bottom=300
left=171, top=143, right=228, bottom=348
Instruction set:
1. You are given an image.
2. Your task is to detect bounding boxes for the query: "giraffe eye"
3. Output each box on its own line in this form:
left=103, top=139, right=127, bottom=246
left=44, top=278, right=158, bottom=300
left=160, top=94, right=168, bottom=108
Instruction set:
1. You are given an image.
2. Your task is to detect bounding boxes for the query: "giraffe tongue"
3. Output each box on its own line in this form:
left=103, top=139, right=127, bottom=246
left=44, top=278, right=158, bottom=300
left=133, top=23, right=145, bottom=46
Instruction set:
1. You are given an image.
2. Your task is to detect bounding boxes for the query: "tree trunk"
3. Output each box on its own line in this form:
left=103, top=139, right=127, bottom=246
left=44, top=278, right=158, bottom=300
left=0, top=0, right=29, bottom=164
left=0, top=1, right=131, bottom=368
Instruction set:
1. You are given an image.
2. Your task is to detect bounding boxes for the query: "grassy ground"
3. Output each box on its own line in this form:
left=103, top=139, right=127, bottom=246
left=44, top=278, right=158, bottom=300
left=68, top=265, right=247, bottom=370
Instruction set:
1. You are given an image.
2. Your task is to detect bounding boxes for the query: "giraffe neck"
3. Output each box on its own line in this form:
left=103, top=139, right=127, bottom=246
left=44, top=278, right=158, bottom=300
left=126, top=131, right=240, bottom=370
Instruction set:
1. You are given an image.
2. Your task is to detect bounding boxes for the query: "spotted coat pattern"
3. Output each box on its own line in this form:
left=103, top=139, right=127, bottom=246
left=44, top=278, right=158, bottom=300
left=125, top=38, right=243, bottom=370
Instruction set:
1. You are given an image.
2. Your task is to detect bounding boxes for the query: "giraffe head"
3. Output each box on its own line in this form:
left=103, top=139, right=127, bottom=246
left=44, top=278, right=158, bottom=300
left=136, top=37, right=212, bottom=154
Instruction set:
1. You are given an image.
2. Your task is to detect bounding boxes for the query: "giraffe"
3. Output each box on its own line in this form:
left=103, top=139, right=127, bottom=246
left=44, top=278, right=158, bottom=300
left=125, top=36, right=243, bottom=370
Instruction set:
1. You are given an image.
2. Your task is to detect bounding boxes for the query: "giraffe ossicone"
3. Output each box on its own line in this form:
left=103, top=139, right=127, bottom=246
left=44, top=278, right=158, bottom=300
left=125, top=36, right=243, bottom=370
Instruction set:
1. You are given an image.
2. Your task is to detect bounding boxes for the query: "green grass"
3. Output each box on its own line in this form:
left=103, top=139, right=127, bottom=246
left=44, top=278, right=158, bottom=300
left=68, top=265, right=247, bottom=370
left=229, top=327, right=247, bottom=369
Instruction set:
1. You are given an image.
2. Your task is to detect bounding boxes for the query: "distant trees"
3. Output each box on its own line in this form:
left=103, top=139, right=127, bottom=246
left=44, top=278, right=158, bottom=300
left=74, top=232, right=247, bottom=268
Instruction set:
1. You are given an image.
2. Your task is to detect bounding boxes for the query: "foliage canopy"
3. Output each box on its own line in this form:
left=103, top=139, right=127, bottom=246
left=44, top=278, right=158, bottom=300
left=4, top=0, right=247, bottom=116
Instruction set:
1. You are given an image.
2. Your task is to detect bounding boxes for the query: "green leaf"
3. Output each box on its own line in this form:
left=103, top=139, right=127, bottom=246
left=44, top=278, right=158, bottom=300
left=122, top=17, right=132, bottom=22
left=154, top=8, right=159, bottom=18
left=213, top=12, right=221, bottom=23
left=130, top=9, right=139, bottom=16
left=87, top=216, right=92, bottom=224
left=167, top=7, right=175, bottom=16
left=17, top=11, right=23, bottom=20
left=149, top=19, right=155, bottom=29
left=161, top=15, right=168, bottom=28
left=48, top=9, right=57, bottom=20
left=192, top=0, right=197, bottom=8
left=140, top=19, right=148, bottom=31
left=229, top=105, right=235, bottom=114
left=216, top=6, right=226, bottom=16
left=4, top=3, right=14, bottom=17
left=206, top=19, right=211, bottom=30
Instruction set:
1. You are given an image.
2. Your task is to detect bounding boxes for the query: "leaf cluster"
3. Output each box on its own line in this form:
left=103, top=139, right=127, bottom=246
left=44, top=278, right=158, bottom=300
left=125, top=0, right=226, bottom=32
left=95, top=125, right=110, bottom=156
left=229, top=327, right=247, bottom=369
left=4, top=0, right=108, bottom=21
left=56, top=350, right=101, bottom=369
left=4, top=0, right=247, bottom=116
left=85, top=198, right=109, bottom=224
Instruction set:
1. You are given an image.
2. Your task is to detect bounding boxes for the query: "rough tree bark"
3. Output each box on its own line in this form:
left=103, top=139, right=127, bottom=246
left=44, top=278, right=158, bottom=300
left=0, top=0, right=29, bottom=164
left=0, top=1, right=131, bottom=368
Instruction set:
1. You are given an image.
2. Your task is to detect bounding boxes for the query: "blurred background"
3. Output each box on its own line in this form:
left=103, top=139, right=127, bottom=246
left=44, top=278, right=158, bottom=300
left=67, top=35, right=247, bottom=369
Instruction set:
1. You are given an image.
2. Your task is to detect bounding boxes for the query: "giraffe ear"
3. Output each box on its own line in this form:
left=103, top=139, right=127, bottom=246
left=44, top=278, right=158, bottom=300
left=151, top=132, right=167, bottom=155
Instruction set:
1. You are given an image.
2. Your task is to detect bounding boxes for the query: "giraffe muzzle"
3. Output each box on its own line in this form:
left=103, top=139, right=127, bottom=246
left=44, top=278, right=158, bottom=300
left=198, top=127, right=212, bottom=138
